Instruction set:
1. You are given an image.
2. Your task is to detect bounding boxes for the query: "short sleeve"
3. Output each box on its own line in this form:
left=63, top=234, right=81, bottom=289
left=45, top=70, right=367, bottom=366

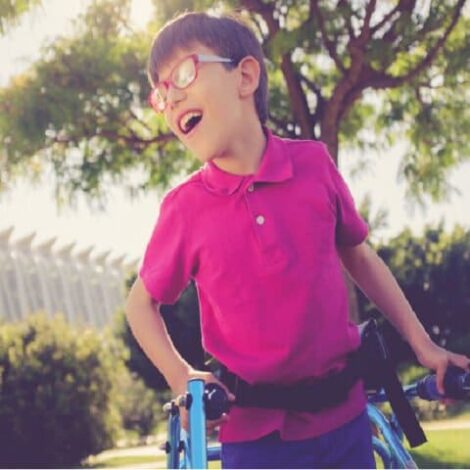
left=322, top=145, right=368, bottom=246
left=139, top=191, right=195, bottom=304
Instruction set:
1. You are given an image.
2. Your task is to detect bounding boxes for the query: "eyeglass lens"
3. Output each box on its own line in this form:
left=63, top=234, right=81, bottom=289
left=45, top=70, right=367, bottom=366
left=153, top=57, right=196, bottom=111
left=172, top=57, right=197, bottom=88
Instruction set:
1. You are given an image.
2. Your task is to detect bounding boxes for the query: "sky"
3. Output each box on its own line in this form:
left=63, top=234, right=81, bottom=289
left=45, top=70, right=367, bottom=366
left=1, top=0, right=470, bottom=262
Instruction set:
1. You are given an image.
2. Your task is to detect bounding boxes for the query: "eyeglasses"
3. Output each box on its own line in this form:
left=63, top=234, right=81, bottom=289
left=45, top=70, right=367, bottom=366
left=148, top=54, right=234, bottom=113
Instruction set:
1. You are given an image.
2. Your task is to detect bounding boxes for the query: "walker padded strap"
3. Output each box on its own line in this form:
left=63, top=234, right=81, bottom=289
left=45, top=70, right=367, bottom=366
left=358, top=319, right=426, bottom=448
left=381, top=359, right=427, bottom=447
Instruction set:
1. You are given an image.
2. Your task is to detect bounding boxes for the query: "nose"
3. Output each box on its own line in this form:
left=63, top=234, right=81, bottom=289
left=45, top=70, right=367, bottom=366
left=166, top=85, right=185, bottom=110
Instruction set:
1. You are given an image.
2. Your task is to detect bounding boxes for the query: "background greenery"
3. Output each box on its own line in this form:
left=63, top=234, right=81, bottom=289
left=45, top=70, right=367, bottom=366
left=0, top=314, right=124, bottom=467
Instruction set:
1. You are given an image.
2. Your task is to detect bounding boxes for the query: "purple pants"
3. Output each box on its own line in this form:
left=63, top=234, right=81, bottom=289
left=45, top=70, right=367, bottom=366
left=221, top=410, right=375, bottom=469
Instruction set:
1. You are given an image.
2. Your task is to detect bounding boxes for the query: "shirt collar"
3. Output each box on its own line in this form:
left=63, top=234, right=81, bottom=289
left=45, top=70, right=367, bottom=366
left=201, top=128, right=293, bottom=195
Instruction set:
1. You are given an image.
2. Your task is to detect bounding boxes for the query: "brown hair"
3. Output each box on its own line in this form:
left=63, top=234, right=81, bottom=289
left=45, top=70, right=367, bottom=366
left=148, top=12, right=268, bottom=123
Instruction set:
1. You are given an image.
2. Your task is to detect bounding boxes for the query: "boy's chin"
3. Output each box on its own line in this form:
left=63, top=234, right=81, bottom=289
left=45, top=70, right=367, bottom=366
left=192, top=149, right=216, bottom=165
left=192, top=154, right=212, bottom=165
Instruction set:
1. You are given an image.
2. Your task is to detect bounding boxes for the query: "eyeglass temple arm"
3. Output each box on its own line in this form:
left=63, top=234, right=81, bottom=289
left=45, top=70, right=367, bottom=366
left=197, top=54, right=233, bottom=63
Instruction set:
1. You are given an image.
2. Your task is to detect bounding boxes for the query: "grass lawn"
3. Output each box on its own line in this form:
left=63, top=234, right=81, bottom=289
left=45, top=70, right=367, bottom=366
left=409, top=428, right=470, bottom=468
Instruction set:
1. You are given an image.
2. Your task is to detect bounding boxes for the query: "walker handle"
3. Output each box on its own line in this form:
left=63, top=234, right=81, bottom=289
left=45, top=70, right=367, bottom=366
left=204, top=383, right=230, bottom=420
left=417, top=366, right=470, bottom=400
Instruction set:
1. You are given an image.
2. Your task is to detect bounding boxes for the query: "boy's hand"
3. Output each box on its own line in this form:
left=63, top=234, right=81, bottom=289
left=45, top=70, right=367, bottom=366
left=413, top=339, right=470, bottom=395
left=173, top=369, right=236, bottom=432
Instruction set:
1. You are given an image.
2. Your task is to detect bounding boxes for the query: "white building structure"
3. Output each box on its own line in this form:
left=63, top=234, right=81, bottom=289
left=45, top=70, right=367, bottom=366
left=0, top=227, right=138, bottom=327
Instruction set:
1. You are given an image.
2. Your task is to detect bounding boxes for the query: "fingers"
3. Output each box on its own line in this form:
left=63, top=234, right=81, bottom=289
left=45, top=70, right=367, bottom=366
left=435, top=353, right=470, bottom=395
left=180, top=409, right=189, bottom=432
left=436, top=368, right=445, bottom=395
left=187, top=371, right=237, bottom=402
left=181, top=411, right=229, bottom=433
left=202, top=375, right=236, bottom=402
left=449, top=352, right=470, bottom=371
left=206, top=413, right=230, bottom=432
left=175, top=375, right=234, bottom=432
left=440, top=397, right=457, bottom=406
left=216, top=381, right=236, bottom=402
left=435, top=359, right=448, bottom=395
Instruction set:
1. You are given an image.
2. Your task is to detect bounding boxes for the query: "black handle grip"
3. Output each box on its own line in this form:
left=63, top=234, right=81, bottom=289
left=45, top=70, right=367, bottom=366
left=203, top=383, right=230, bottom=420
left=417, top=366, right=470, bottom=400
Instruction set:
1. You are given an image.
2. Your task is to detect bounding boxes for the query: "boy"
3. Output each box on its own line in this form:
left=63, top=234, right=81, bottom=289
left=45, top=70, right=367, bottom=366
left=125, top=12, right=470, bottom=469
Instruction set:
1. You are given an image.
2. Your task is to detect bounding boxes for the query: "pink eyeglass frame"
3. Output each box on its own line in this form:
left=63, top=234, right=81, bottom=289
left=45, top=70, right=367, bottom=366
left=148, top=54, right=234, bottom=113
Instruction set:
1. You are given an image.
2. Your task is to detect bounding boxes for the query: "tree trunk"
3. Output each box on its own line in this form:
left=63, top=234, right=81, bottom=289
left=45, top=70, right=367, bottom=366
left=320, top=125, right=361, bottom=325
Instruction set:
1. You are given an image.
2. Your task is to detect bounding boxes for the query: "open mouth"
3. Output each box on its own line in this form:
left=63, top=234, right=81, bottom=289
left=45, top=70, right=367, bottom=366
left=178, top=110, right=203, bottom=135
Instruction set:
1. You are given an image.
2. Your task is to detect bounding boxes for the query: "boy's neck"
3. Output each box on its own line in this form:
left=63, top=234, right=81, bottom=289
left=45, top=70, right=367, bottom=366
left=211, top=121, right=266, bottom=176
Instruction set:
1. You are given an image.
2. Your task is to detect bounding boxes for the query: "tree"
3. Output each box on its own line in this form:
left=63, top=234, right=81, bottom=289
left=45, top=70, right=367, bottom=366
left=0, top=0, right=468, bottom=204
left=0, top=0, right=194, bottom=199
left=0, top=313, right=124, bottom=467
left=358, top=224, right=470, bottom=363
left=0, top=0, right=42, bottom=35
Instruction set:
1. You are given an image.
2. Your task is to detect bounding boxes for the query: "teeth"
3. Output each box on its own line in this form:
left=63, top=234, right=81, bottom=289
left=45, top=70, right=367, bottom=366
left=179, top=111, right=202, bottom=133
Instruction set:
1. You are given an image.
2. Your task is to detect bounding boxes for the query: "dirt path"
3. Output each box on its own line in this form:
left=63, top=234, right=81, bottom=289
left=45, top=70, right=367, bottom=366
left=422, top=419, right=470, bottom=431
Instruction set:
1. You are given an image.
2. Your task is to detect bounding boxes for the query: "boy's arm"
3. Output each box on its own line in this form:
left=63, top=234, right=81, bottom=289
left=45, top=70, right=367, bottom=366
left=338, top=242, right=470, bottom=393
left=125, top=277, right=234, bottom=429
left=125, top=277, right=193, bottom=395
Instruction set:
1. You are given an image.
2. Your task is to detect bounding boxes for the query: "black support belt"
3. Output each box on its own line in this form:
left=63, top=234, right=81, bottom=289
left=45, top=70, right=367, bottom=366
left=220, top=358, right=360, bottom=413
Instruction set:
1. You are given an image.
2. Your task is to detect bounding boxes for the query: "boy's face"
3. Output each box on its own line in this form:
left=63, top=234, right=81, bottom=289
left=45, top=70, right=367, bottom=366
left=157, top=43, right=246, bottom=163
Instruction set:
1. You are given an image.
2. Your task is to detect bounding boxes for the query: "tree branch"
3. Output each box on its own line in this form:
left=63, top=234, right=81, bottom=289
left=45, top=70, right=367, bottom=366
left=299, top=73, right=323, bottom=102
left=335, top=0, right=355, bottom=38
left=240, top=0, right=314, bottom=138
left=357, top=0, right=377, bottom=44
left=280, top=54, right=314, bottom=139
left=366, top=0, right=466, bottom=90
left=51, top=129, right=175, bottom=151
left=128, top=109, right=153, bottom=133
left=369, top=0, right=413, bottom=36
left=97, top=129, right=175, bottom=149
left=248, top=13, right=268, bottom=43
left=239, top=0, right=278, bottom=34
left=338, top=85, right=365, bottom=123
left=381, top=0, right=417, bottom=44
left=268, top=114, right=295, bottom=138
left=309, top=1, right=346, bottom=74
left=299, top=73, right=326, bottom=123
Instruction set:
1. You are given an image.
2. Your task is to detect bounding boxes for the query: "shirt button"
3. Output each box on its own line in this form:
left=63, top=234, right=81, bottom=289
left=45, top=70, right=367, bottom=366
left=247, top=184, right=255, bottom=192
left=256, top=215, right=265, bottom=225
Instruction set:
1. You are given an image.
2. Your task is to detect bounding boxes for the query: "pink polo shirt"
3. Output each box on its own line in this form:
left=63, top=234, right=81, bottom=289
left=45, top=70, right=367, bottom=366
left=140, top=129, right=369, bottom=442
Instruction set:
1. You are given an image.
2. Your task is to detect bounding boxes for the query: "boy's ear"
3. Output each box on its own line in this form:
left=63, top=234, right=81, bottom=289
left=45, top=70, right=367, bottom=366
left=238, top=56, right=260, bottom=98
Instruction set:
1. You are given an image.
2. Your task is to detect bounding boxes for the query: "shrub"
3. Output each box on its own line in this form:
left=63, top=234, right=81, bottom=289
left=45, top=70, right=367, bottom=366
left=0, top=313, right=126, bottom=468
left=116, top=371, right=166, bottom=441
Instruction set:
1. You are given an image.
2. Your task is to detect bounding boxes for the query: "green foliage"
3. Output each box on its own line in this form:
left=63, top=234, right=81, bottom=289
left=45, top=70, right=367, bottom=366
left=0, top=0, right=194, bottom=201
left=378, top=13, right=470, bottom=202
left=359, top=224, right=470, bottom=363
left=116, top=371, right=165, bottom=439
left=0, top=0, right=41, bottom=34
left=0, top=0, right=469, bottom=203
left=0, top=313, right=125, bottom=468
left=358, top=193, right=389, bottom=238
